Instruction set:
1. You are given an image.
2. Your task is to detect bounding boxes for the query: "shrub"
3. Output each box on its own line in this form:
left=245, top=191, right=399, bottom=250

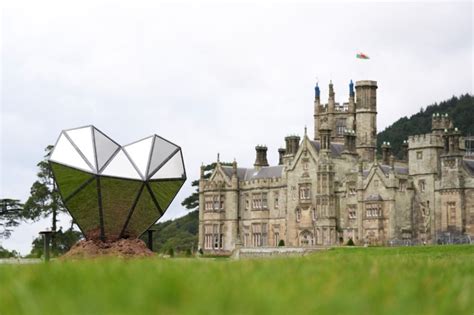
left=185, top=249, right=192, bottom=257
left=278, top=240, right=285, bottom=247
left=347, top=238, right=355, bottom=246
left=167, top=248, right=174, bottom=257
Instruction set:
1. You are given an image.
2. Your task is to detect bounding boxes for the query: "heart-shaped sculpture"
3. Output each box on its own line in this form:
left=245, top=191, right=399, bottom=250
left=48, top=125, right=186, bottom=241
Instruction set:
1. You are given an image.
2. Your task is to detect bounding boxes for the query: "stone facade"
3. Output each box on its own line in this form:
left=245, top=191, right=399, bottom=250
left=198, top=80, right=474, bottom=254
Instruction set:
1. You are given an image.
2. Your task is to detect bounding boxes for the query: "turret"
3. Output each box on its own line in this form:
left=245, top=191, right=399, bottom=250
left=314, top=83, right=321, bottom=140
left=355, top=80, right=378, bottom=161
left=443, top=127, right=462, bottom=155
left=348, top=80, right=355, bottom=112
left=432, top=113, right=452, bottom=134
left=328, top=81, right=335, bottom=113
left=254, top=145, right=269, bottom=168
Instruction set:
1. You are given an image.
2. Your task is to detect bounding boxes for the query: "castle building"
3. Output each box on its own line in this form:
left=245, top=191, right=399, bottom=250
left=198, top=80, right=474, bottom=253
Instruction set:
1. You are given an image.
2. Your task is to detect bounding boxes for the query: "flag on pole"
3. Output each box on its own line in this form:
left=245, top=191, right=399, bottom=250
left=356, top=52, right=370, bottom=59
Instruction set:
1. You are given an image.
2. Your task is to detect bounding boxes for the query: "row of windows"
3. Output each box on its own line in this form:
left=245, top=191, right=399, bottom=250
left=204, top=195, right=225, bottom=211
left=204, top=224, right=224, bottom=249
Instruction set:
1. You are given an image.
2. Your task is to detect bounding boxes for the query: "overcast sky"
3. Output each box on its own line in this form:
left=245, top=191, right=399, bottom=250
left=1, top=1, right=473, bottom=254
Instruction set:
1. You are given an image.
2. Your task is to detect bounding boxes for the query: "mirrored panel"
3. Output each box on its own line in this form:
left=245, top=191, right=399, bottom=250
left=94, top=128, right=120, bottom=172
left=101, top=149, right=141, bottom=180
left=123, top=136, right=153, bottom=179
left=100, top=177, right=142, bottom=240
left=50, top=162, right=94, bottom=200
left=147, top=136, right=179, bottom=178
left=150, top=150, right=185, bottom=179
left=65, top=179, right=101, bottom=239
left=149, top=179, right=185, bottom=211
left=50, top=133, right=93, bottom=172
left=66, top=126, right=96, bottom=172
left=122, top=186, right=161, bottom=238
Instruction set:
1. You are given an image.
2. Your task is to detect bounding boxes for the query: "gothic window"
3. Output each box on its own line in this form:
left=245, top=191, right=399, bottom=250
left=417, top=151, right=423, bottom=160
left=251, top=223, right=268, bottom=247
left=311, top=208, right=317, bottom=221
left=348, top=205, right=357, bottom=219
left=419, top=180, right=426, bottom=192
left=365, top=203, right=382, bottom=218
left=262, top=193, right=268, bottom=209
left=274, top=232, right=280, bottom=246
left=204, top=196, right=213, bottom=211
left=274, top=192, right=279, bottom=209
left=245, top=199, right=249, bottom=210
left=213, top=195, right=219, bottom=210
left=204, top=224, right=224, bottom=250
left=399, top=180, right=407, bottom=192
left=336, top=118, right=346, bottom=136
left=296, top=208, right=301, bottom=222
left=251, top=192, right=268, bottom=210
left=299, top=184, right=311, bottom=200
left=204, top=194, right=225, bottom=211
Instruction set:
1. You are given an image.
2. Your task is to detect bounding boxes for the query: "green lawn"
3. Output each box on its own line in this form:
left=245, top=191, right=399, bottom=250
left=1, top=245, right=473, bottom=315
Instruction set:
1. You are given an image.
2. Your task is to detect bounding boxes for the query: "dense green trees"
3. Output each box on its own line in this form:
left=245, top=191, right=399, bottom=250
left=144, top=210, right=198, bottom=254
left=377, top=94, right=473, bottom=158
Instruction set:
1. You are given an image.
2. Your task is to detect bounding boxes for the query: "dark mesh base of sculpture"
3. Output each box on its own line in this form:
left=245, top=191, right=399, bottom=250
left=49, top=126, right=186, bottom=241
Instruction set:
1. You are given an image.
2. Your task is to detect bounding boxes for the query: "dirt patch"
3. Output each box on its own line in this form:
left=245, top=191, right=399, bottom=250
left=61, top=238, right=154, bottom=259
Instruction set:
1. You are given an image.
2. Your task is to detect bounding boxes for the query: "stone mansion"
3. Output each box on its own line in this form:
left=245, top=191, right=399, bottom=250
left=198, top=80, right=474, bottom=253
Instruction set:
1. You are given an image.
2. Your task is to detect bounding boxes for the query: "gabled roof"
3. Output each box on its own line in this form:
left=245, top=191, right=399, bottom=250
left=363, top=164, right=409, bottom=178
left=365, top=194, right=383, bottom=201
left=221, top=165, right=284, bottom=181
left=309, top=141, right=344, bottom=157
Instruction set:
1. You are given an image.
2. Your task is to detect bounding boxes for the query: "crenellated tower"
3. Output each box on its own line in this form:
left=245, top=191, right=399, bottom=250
left=354, top=80, right=378, bottom=161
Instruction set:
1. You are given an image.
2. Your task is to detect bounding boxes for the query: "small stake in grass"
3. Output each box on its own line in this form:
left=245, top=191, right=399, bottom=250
left=39, top=230, right=54, bottom=262
left=147, top=229, right=155, bottom=251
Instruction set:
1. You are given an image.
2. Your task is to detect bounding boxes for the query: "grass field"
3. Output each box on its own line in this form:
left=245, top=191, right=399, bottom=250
left=1, top=245, right=473, bottom=315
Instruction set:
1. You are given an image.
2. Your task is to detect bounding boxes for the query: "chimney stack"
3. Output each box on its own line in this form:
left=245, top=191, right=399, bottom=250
left=381, top=142, right=392, bottom=165
left=401, top=140, right=409, bottom=161
left=285, top=136, right=301, bottom=155
left=254, top=145, right=269, bottom=168
left=278, top=148, right=286, bottom=165
left=343, top=129, right=357, bottom=154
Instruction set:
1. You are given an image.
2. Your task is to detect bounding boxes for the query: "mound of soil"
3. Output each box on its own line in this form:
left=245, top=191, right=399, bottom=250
left=61, top=238, right=154, bottom=259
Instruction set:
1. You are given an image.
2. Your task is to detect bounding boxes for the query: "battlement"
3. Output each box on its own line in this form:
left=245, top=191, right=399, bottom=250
left=317, top=102, right=350, bottom=113
left=408, top=133, right=444, bottom=148
left=432, top=113, right=452, bottom=132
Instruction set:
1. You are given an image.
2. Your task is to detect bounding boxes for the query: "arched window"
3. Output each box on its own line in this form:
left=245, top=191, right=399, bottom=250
left=296, top=208, right=301, bottom=222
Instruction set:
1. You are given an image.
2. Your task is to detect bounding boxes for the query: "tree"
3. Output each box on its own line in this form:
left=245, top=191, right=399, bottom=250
left=28, top=227, right=82, bottom=258
left=0, top=199, right=24, bottom=239
left=0, top=245, right=19, bottom=258
left=181, top=162, right=232, bottom=211
left=23, top=145, right=68, bottom=252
